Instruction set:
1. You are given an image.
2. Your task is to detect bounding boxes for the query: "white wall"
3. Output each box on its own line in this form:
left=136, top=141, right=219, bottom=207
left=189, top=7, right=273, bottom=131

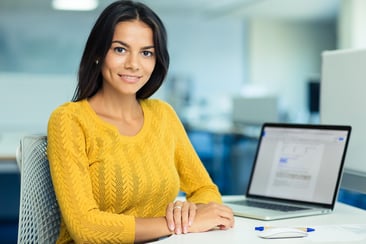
left=0, top=73, right=76, bottom=133
left=0, top=10, right=96, bottom=74
left=161, top=14, right=247, bottom=101
left=247, top=18, right=336, bottom=121
left=338, top=0, right=366, bottom=49
left=156, top=14, right=248, bottom=123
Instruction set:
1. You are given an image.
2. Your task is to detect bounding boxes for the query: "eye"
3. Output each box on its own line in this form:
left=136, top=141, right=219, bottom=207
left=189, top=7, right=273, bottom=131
left=142, top=50, right=154, bottom=57
left=113, top=47, right=126, bottom=54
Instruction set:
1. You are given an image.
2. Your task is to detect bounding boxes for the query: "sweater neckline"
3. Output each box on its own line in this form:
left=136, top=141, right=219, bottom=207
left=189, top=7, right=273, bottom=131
left=81, top=99, right=149, bottom=140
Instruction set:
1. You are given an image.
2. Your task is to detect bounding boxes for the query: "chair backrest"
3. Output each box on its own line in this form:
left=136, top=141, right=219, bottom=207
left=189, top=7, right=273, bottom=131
left=16, top=135, right=61, bottom=244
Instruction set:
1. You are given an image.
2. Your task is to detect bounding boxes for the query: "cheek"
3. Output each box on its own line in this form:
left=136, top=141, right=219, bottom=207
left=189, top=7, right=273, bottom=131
left=100, top=66, right=108, bottom=80
left=104, top=52, right=124, bottom=69
left=100, top=58, right=122, bottom=81
left=145, top=60, right=156, bottom=74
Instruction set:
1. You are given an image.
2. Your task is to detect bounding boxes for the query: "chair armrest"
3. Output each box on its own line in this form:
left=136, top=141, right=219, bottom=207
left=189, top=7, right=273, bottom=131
left=16, top=141, right=22, bottom=170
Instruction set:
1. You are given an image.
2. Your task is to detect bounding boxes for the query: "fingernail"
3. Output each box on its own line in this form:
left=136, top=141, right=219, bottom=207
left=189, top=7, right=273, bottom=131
left=183, top=227, right=188, bottom=233
left=176, top=228, right=181, bottom=234
left=169, top=224, right=174, bottom=231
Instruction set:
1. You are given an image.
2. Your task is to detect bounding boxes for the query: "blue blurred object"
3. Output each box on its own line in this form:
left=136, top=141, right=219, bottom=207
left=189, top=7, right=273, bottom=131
left=187, top=130, right=256, bottom=195
left=338, top=188, right=366, bottom=210
left=0, top=164, right=19, bottom=243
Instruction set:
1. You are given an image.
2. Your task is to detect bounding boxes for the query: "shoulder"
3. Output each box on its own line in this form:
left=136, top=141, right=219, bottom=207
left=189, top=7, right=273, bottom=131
left=49, top=100, right=88, bottom=122
left=141, top=98, right=173, bottom=109
left=141, top=99, right=182, bottom=126
left=141, top=98, right=176, bottom=115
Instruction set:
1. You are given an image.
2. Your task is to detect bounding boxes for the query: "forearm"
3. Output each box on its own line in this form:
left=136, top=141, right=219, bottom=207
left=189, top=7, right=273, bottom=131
left=134, top=217, right=172, bottom=243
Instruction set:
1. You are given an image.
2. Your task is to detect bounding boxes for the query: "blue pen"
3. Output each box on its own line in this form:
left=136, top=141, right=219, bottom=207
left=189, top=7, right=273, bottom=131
left=255, top=226, right=315, bottom=232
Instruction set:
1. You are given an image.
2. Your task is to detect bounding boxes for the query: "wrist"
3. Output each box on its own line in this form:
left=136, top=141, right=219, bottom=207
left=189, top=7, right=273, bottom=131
left=135, top=217, right=172, bottom=242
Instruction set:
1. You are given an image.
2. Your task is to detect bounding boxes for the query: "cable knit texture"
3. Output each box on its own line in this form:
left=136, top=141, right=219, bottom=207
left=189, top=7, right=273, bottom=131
left=47, top=98, right=222, bottom=243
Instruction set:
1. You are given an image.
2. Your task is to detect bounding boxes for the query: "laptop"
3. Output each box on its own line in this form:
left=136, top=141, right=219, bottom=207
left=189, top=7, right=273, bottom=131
left=225, top=123, right=351, bottom=220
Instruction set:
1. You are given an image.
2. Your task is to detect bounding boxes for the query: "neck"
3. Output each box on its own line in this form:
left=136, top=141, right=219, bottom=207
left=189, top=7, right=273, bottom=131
left=88, top=91, right=142, bottom=121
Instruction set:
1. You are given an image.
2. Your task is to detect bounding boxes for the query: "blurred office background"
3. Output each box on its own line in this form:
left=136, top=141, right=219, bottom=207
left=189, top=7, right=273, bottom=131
left=1, top=0, right=366, bottom=242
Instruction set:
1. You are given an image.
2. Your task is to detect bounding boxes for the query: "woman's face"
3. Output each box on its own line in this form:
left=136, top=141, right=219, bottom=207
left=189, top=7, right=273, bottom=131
left=101, top=20, right=156, bottom=97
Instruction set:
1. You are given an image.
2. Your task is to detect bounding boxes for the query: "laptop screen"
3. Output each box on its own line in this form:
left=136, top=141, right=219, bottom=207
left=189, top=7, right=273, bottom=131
left=247, top=123, right=351, bottom=206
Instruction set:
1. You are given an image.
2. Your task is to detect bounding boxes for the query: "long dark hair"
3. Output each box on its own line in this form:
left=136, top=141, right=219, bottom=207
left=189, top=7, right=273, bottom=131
left=72, top=0, right=169, bottom=101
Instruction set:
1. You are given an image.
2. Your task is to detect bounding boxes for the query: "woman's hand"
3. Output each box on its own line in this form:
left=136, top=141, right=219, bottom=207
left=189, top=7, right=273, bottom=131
left=165, top=201, right=197, bottom=234
left=188, top=202, right=234, bottom=233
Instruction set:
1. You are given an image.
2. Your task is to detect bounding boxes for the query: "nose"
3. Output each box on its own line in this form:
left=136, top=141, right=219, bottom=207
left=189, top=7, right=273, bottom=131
left=124, top=53, right=139, bottom=71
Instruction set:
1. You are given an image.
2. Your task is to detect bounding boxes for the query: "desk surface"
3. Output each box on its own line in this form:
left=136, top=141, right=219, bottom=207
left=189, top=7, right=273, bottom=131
left=157, top=196, right=366, bottom=244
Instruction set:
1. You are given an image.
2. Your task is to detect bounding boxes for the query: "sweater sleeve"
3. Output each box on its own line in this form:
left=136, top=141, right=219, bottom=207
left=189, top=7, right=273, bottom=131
left=162, top=103, right=222, bottom=204
left=47, top=105, right=135, bottom=243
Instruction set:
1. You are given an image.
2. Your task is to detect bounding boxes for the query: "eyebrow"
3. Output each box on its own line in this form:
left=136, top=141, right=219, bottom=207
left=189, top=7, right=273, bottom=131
left=111, top=40, right=154, bottom=50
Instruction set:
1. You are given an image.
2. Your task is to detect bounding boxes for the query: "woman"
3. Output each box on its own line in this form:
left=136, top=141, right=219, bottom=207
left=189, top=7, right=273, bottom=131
left=47, top=1, right=234, bottom=243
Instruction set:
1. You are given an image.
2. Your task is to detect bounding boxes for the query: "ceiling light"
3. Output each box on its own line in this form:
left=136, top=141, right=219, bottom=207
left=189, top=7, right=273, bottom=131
left=52, top=0, right=98, bottom=11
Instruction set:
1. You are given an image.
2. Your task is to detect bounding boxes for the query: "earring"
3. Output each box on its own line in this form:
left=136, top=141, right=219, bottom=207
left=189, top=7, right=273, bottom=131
left=95, top=60, right=99, bottom=65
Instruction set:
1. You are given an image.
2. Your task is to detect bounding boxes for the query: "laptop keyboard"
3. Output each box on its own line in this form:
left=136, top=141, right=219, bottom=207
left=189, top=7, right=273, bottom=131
left=231, top=200, right=308, bottom=212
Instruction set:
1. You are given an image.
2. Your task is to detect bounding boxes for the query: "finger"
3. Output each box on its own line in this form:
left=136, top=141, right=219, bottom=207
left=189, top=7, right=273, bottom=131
left=221, top=216, right=235, bottom=229
left=188, top=203, right=197, bottom=227
left=207, top=203, right=235, bottom=228
left=216, top=216, right=235, bottom=230
left=219, top=211, right=235, bottom=229
left=181, top=202, right=190, bottom=233
left=213, top=204, right=234, bottom=220
left=174, top=200, right=183, bottom=206
left=173, top=203, right=183, bottom=234
left=166, top=202, right=175, bottom=231
left=219, top=210, right=235, bottom=229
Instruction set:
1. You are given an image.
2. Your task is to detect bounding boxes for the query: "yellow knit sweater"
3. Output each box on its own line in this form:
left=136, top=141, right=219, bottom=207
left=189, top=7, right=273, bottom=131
left=47, top=98, right=221, bottom=243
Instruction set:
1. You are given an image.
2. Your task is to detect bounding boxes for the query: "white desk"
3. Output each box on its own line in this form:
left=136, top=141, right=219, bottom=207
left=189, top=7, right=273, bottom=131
left=157, top=196, right=366, bottom=244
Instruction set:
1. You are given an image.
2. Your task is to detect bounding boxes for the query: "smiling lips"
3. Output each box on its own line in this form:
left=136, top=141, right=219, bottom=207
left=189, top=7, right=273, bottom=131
left=119, top=74, right=141, bottom=83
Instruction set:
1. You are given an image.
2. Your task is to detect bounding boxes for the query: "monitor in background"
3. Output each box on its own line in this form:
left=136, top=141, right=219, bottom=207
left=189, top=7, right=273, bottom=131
left=307, top=80, right=320, bottom=114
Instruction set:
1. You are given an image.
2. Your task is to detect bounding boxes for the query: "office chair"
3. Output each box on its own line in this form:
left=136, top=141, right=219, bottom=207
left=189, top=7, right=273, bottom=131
left=16, top=135, right=61, bottom=244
